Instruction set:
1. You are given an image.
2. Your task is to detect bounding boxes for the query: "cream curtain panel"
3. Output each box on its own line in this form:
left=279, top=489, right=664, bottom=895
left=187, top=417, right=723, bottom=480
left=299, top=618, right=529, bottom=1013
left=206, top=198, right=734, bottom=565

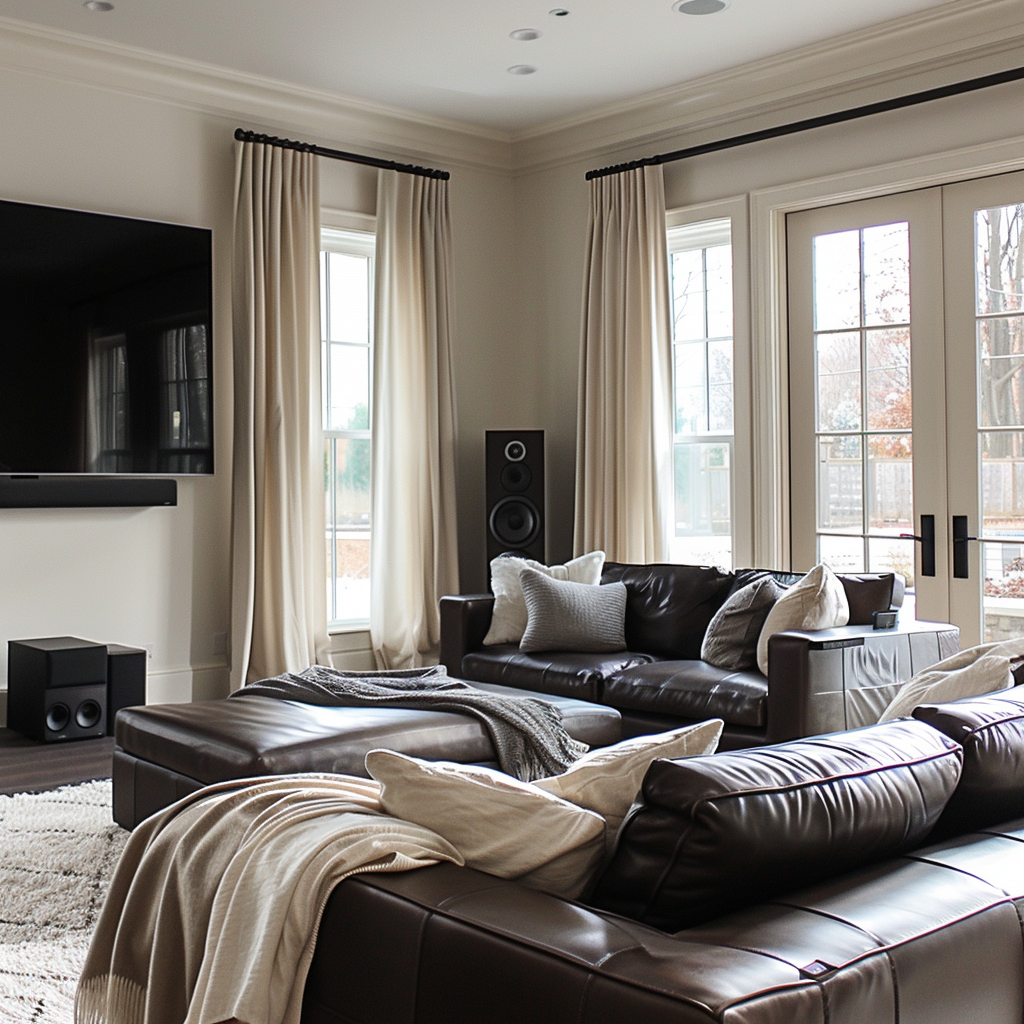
left=370, top=169, right=459, bottom=668
left=230, top=140, right=330, bottom=688
left=574, top=165, right=674, bottom=563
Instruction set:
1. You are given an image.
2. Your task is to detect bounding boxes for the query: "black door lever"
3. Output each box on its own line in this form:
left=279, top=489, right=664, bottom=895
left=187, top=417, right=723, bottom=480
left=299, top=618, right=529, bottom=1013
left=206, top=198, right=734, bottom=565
left=952, top=515, right=977, bottom=579
left=900, top=514, right=935, bottom=577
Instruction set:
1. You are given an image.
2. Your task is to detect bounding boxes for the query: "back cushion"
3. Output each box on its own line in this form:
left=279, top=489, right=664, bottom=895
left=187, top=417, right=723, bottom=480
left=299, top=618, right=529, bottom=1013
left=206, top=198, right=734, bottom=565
left=589, top=719, right=962, bottom=931
left=600, top=562, right=735, bottom=659
left=913, top=688, right=1024, bottom=840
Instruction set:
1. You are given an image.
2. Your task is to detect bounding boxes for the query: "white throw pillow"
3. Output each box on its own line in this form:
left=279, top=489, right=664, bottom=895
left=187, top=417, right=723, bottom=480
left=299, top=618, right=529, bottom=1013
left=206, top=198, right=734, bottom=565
left=365, top=750, right=606, bottom=899
left=534, top=719, right=724, bottom=853
left=878, top=637, right=1024, bottom=722
left=756, top=563, right=850, bottom=675
left=483, top=550, right=606, bottom=646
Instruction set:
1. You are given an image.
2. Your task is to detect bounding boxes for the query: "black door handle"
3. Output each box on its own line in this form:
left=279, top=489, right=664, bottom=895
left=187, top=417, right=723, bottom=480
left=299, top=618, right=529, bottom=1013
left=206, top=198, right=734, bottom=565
left=899, top=514, right=935, bottom=577
left=952, top=515, right=977, bottom=579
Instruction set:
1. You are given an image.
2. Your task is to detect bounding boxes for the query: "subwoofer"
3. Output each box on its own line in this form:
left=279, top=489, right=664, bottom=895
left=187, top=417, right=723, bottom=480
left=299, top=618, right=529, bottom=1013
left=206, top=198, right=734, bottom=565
left=106, top=643, right=147, bottom=736
left=7, top=637, right=108, bottom=742
left=486, top=430, right=544, bottom=563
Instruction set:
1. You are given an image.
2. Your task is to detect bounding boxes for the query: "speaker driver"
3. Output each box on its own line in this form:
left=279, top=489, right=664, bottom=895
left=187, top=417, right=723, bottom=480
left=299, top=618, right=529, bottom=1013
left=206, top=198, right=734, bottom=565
left=75, top=699, right=103, bottom=730
left=46, top=703, right=71, bottom=733
left=504, top=439, right=527, bottom=462
left=489, top=496, right=540, bottom=547
left=499, top=461, right=532, bottom=493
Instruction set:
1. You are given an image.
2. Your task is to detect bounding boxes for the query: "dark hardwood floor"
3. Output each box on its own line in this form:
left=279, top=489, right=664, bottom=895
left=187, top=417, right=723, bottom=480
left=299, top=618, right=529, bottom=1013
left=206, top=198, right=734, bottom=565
left=0, top=728, right=115, bottom=796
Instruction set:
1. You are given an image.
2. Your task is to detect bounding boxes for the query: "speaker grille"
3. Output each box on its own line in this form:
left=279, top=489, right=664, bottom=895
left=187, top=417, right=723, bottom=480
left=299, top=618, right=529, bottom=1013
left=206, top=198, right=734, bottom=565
left=489, top=496, right=540, bottom=548
left=46, top=703, right=71, bottom=733
left=75, top=699, right=103, bottom=730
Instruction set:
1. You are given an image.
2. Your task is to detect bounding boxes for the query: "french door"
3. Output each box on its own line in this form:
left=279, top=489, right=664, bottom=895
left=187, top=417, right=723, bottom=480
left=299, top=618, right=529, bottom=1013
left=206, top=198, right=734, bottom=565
left=788, top=171, right=1024, bottom=647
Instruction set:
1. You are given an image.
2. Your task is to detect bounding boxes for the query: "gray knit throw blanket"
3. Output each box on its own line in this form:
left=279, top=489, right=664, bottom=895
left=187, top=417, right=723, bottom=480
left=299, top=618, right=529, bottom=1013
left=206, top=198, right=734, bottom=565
left=235, top=665, right=588, bottom=782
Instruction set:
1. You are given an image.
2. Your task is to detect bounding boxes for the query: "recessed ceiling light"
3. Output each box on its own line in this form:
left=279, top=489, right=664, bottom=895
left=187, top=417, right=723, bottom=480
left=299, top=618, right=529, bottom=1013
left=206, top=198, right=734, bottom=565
left=549, top=8, right=570, bottom=16
left=507, top=65, right=537, bottom=75
left=83, top=1, right=114, bottom=10
left=673, top=0, right=729, bottom=13
left=510, top=28, right=542, bottom=41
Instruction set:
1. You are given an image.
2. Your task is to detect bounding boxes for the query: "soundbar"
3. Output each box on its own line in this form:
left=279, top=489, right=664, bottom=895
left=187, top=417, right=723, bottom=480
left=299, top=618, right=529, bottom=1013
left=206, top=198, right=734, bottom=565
left=0, top=476, right=177, bottom=508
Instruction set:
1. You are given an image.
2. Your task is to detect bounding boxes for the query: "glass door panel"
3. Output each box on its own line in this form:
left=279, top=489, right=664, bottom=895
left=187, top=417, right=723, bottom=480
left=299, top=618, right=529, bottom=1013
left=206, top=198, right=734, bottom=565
left=788, top=190, right=946, bottom=621
left=944, top=174, right=1024, bottom=645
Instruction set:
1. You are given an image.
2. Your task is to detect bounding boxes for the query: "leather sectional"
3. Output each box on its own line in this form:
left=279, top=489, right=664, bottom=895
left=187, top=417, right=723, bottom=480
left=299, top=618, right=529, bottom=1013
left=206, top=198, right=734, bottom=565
left=303, top=688, right=1024, bottom=1024
left=441, top=564, right=960, bottom=749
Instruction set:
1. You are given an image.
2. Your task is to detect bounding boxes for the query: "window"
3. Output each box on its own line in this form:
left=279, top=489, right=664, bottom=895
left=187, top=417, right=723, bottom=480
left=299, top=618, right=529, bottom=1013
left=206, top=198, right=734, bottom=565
left=668, top=218, right=734, bottom=568
left=160, top=323, right=211, bottom=473
left=320, top=227, right=374, bottom=627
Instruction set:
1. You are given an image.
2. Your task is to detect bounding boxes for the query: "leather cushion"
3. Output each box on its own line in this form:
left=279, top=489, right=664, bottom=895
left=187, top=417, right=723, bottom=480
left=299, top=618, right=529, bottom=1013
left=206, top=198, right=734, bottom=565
left=460, top=647, right=649, bottom=702
left=603, top=660, right=767, bottom=727
left=913, top=688, right=1024, bottom=839
left=589, top=718, right=962, bottom=931
left=600, top=562, right=736, bottom=659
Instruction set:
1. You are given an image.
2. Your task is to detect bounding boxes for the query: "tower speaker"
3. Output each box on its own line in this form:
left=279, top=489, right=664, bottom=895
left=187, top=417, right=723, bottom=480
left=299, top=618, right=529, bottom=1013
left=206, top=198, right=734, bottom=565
left=7, top=637, right=108, bottom=742
left=106, top=644, right=147, bottom=736
left=486, top=430, right=544, bottom=563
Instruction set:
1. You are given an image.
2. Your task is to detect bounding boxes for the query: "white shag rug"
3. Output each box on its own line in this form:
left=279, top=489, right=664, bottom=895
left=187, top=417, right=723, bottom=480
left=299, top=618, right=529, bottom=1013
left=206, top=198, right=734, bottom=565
left=0, top=780, right=128, bottom=1023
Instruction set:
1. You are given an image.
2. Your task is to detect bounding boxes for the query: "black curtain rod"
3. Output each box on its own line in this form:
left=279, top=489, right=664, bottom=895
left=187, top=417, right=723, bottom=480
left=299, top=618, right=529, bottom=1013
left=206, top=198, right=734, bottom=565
left=586, top=64, right=1024, bottom=181
left=234, top=128, right=450, bottom=181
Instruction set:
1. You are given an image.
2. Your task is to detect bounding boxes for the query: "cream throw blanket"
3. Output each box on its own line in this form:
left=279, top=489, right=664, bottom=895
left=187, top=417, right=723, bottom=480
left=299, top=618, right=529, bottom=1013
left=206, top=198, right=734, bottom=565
left=76, top=774, right=462, bottom=1024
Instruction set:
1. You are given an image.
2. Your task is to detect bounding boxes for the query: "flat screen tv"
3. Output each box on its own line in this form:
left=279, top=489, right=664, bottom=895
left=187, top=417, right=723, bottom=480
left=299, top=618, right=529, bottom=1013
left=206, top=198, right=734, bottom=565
left=0, top=198, right=213, bottom=477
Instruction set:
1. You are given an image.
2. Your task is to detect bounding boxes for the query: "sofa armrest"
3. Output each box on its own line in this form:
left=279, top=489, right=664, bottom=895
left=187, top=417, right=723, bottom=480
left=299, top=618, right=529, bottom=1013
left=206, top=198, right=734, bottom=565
left=765, top=619, right=959, bottom=743
left=439, top=594, right=495, bottom=675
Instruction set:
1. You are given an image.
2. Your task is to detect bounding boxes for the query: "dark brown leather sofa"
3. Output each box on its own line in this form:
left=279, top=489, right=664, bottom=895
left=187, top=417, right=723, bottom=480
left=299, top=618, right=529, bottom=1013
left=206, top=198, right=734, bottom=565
left=441, top=564, right=960, bottom=749
left=303, top=690, right=1024, bottom=1024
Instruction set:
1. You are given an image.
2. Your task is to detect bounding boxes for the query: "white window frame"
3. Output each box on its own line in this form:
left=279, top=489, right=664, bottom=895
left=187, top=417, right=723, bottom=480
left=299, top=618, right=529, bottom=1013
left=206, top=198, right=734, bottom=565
left=666, top=197, right=754, bottom=568
left=320, top=210, right=375, bottom=630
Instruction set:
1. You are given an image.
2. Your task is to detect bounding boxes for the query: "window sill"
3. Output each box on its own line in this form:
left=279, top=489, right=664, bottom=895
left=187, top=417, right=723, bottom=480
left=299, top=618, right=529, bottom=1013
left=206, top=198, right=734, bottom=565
left=329, top=622, right=370, bottom=635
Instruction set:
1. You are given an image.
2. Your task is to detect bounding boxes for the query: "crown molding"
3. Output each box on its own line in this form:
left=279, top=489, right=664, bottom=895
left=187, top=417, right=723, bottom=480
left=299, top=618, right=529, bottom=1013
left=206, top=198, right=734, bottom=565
left=0, top=15, right=514, bottom=175
left=511, top=0, right=1024, bottom=174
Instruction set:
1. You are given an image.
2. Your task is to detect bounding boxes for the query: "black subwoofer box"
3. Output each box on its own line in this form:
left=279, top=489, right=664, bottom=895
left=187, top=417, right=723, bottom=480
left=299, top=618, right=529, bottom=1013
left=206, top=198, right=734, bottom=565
left=485, top=429, right=545, bottom=563
left=8, top=636, right=108, bottom=742
left=106, top=643, right=147, bottom=736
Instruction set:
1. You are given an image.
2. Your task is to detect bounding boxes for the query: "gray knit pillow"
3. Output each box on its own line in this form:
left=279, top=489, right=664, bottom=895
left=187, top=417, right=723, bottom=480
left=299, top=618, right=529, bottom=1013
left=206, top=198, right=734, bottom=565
left=701, top=576, right=785, bottom=671
left=519, top=567, right=627, bottom=654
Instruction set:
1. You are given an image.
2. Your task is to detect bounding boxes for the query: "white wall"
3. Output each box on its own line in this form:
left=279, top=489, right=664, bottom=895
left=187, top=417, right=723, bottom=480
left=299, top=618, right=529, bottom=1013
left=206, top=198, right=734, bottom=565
left=0, top=71, right=236, bottom=717
left=0, top=35, right=518, bottom=720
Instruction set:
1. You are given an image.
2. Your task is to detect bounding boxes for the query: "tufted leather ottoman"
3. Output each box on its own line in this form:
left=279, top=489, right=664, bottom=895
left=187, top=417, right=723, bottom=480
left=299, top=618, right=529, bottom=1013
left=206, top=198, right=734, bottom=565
left=111, top=681, right=621, bottom=829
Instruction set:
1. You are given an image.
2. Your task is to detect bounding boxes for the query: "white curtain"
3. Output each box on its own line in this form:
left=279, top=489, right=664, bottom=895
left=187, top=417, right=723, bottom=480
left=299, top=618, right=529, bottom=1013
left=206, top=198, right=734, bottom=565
left=370, top=169, right=459, bottom=668
left=574, top=165, right=674, bottom=563
left=230, top=140, right=330, bottom=688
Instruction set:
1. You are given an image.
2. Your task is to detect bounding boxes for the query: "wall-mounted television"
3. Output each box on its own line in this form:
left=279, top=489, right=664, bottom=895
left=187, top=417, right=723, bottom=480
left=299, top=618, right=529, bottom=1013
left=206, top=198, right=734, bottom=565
left=0, top=198, right=213, bottom=480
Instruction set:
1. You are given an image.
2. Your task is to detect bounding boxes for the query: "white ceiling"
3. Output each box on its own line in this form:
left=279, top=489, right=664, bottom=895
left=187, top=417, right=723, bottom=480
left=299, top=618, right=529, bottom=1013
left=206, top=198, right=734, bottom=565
left=0, top=0, right=960, bottom=133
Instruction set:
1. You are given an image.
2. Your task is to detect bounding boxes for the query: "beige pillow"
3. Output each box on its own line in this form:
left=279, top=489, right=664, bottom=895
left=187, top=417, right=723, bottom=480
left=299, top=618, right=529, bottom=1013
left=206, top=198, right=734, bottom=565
left=483, top=550, right=605, bottom=646
left=879, top=638, right=1024, bottom=722
left=534, top=719, right=724, bottom=853
left=365, top=750, right=606, bottom=899
left=756, top=563, right=849, bottom=675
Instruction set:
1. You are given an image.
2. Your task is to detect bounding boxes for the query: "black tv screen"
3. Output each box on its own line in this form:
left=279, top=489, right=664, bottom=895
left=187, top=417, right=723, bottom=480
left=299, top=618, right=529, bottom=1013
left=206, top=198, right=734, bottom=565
left=0, top=198, right=213, bottom=475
